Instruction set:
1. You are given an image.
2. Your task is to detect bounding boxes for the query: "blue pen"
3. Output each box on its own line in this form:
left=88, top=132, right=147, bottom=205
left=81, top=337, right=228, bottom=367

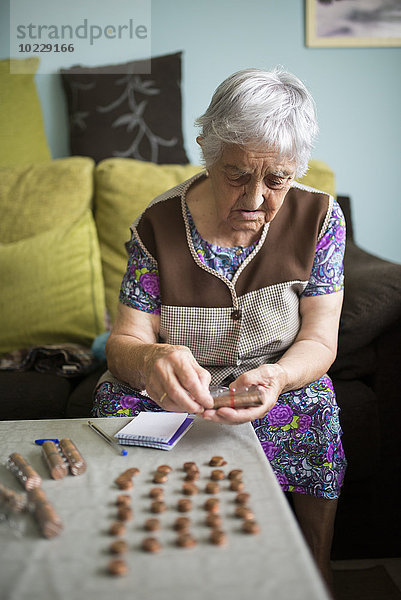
left=87, top=421, right=128, bottom=456
left=35, top=438, right=60, bottom=445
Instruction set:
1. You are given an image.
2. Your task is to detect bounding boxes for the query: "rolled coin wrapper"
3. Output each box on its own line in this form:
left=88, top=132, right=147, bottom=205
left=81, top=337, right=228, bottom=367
left=211, top=386, right=263, bottom=409
left=59, top=438, right=86, bottom=476
left=0, top=483, right=27, bottom=513
left=41, top=441, right=68, bottom=480
left=28, top=488, right=63, bottom=538
left=7, top=453, right=42, bottom=491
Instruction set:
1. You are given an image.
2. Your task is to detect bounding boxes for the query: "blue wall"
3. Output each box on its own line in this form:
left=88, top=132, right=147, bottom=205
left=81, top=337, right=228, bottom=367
left=1, top=0, right=400, bottom=262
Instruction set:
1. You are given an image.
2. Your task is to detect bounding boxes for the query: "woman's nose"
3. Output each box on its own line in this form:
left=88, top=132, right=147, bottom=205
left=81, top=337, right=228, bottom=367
left=243, top=181, right=266, bottom=208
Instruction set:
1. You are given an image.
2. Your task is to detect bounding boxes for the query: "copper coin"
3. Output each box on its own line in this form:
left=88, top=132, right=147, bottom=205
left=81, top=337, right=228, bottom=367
left=209, top=529, right=227, bottom=546
left=228, top=469, right=243, bottom=481
left=177, top=498, right=192, bottom=512
left=144, top=518, right=160, bottom=531
left=109, top=521, right=126, bottom=536
left=204, top=498, right=220, bottom=513
left=229, top=480, right=244, bottom=492
left=210, top=469, right=225, bottom=481
left=184, top=471, right=199, bottom=482
left=115, top=476, right=133, bottom=490
left=205, top=513, right=222, bottom=528
left=118, top=469, right=132, bottom=478
left=182, top=482, right=198, bottom=496
left=242, top=520, right=260, bottom=534
left=156, top=465, right=172, bottom=474
left=153, top=472, right=168, bottom=484
left=114, top=468, right=138, bottom=489
left=109, top=540, right=128, bottom=555
left=149, top=487, right=164, bottom=500
left=125, top=467, right=140, bottom=477
left=108, top=558, right=128, bottom=576
left=116, top=494, right=131, bottom=507
left=176, top=533, right=196, bottom=548
left=209, top=456, right=226, bottom=467
left=205, top=482, right=220, bottom=494
left=235, top=506, right=254, bottom=520
left=235, top=492, right=250, bottom=505
left=117, top=506, right=133, bottom=522
left=142, top=536, right=161, bottom=553
left=151, top=500, right=166, bottom=514
left=174, top=516, right=191, bottom=532
left=183, top=462, right=198, bottom=472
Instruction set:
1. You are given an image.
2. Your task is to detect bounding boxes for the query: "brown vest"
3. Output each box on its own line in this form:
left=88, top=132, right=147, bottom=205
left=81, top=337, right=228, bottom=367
left=132, top=173, right=332, bottom=384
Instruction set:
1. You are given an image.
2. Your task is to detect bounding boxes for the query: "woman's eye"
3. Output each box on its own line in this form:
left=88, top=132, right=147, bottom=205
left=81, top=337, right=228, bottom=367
left=266, top=178, right=285, bottom=189
left=228, top=175, right=249, bottom=185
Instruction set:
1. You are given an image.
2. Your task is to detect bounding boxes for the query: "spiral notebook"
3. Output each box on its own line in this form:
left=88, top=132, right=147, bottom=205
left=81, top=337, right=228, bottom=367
left=114, top=412, right=195, bottom=450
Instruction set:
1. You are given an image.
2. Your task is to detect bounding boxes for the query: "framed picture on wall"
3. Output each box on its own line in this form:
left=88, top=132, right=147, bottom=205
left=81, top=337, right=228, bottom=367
left=306, top=0, right=401, bottom=48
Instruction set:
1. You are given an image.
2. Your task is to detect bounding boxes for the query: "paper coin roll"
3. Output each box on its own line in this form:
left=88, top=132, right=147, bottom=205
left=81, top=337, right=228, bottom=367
left=211, top=386, right=263, bottom=409
left=41, top=441, right=68, bottom=480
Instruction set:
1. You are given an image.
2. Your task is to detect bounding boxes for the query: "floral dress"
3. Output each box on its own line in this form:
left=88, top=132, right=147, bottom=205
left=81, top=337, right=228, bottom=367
left=93, top=199, right=347, bottom=500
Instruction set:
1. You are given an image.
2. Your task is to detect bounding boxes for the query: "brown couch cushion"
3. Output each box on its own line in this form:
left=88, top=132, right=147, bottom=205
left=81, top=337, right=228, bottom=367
left=338, top=242, right=401, bottom=355
left=0, top=371, right=72, bottom=420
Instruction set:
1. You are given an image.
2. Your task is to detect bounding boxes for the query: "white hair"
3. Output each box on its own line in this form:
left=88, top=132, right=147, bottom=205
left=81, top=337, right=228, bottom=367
left=195, top=68, right=318, bottom=178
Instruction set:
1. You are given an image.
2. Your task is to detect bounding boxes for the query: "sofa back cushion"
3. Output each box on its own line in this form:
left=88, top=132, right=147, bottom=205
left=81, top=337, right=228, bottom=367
left=95, top=158, right=202, bottom=322
left=296, top=159, right=335, bottom=197
left=0, top=157, right=106, bottom=355
left=0, top=57, right=51, bottom=167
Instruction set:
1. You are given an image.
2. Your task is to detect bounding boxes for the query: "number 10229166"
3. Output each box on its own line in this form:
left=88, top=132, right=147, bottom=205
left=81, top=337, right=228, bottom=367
left=18, top=43, right=74, bottom=53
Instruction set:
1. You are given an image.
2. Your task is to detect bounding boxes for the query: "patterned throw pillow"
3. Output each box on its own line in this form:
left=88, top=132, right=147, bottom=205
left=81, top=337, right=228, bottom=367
left=60, top=52, right=189, bottom=165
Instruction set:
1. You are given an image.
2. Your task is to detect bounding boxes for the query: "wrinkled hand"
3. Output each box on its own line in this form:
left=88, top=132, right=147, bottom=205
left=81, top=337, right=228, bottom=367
left=144, top=344, right=213, bottom=413
left=202, top=363, right=288, bottom=425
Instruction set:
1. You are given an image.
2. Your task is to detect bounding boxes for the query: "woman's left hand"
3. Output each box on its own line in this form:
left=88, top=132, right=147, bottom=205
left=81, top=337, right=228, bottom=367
left=202, top=363, right=287, bottom=425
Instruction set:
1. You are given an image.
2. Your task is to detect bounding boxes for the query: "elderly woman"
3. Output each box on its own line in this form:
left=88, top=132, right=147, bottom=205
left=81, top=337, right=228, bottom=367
left=93, top=68, right=347, bottom=585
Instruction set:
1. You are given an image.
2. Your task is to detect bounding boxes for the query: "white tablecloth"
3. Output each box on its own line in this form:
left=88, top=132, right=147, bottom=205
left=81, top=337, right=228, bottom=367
left=0, top=417, right=329, bottom=600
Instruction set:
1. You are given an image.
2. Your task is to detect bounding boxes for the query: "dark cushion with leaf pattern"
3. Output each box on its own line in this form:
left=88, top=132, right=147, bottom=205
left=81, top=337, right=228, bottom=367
left=60, top=52, right=189, bottom=164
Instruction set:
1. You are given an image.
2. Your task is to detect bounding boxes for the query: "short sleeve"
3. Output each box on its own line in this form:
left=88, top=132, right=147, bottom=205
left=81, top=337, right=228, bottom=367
left=302, top=199, right=346, bottom=297
left=119, top=233, right=161, bottom=314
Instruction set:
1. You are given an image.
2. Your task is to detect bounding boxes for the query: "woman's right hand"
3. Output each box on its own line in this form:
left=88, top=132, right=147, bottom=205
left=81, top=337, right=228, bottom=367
left=106, top=304, right=213, bottom=413
left=143, top=344, right=213, bottom=413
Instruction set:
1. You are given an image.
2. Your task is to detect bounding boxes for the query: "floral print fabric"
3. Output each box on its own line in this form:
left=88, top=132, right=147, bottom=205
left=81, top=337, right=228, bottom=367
left=302, top=200, right=345, bottom=296
left=93, top=381, right=163, bottom=417
left=252, top=375, right=346, bottom=499
left=120, top=243, right=161, bottom=314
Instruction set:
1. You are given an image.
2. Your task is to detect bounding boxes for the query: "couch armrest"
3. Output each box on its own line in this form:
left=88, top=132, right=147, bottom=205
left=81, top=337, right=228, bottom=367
left=338, top=239, right=401, bottom=356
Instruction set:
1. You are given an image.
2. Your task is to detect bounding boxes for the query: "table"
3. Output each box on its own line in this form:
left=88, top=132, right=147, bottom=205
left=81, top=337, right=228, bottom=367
left=0, top=417, right=329, bottom=600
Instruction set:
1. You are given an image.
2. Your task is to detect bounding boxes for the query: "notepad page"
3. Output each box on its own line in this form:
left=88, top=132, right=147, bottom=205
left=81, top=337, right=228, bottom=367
left=114, top=412, right=189, bottom=441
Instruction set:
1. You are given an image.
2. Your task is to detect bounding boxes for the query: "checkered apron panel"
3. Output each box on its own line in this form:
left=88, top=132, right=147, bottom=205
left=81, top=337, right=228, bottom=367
left=160, top=280, right=307, bottom=383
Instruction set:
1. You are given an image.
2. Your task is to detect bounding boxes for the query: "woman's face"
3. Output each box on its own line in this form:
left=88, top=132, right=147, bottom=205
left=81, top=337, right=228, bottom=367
left=207, top=144, right=296, bottom=241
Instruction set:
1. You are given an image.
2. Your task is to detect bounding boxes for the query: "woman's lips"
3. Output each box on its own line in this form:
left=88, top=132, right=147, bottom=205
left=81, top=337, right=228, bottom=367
left=236, top=210, right=263, bottom=220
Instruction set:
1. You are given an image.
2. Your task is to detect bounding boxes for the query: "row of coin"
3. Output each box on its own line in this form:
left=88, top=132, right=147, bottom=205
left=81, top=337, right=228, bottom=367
left=107, top=459, right=260, bottom=576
